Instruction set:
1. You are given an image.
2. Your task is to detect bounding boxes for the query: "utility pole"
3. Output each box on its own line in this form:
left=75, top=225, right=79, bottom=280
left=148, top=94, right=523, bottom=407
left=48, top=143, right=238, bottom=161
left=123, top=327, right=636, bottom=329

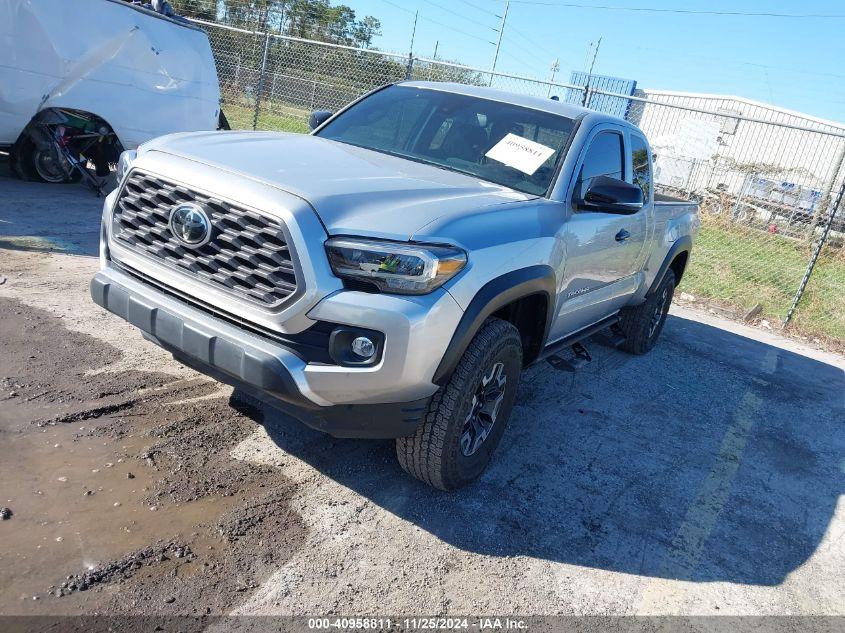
left=582, top=36, right=601, bottom=106
left=490, top=0, right=509, bottom=84
left=429, top=41, right=440, bottom=80
left=547, top=58, right=560, bottom=97
left=549, top=59, right=560, bottom=83
left=252, top=29, right=271, bottom=130
left=409, top=10, right=419, bottom=55
left=406, top=11, right=418, bottom=80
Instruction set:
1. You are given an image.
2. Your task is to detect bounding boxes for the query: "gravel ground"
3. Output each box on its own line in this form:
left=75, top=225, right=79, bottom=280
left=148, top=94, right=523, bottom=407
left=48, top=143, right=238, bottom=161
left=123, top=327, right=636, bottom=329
left=1, top=166, right=844, bottom=623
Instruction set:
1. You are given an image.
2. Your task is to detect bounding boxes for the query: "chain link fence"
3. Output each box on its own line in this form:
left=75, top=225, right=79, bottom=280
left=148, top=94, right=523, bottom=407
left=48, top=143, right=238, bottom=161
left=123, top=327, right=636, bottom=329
left=198, top=20, right=588, bottom=132
left=585, top=88, right=845, bottom=345
left=196, top=19, right=843, bottom=349
left=197, top=20, right=412, bottom=131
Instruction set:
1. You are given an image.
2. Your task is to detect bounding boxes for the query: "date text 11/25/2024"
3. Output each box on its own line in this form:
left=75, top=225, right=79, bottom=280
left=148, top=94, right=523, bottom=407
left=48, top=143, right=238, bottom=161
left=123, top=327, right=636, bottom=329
left=307, top=617, right=528, bottom=630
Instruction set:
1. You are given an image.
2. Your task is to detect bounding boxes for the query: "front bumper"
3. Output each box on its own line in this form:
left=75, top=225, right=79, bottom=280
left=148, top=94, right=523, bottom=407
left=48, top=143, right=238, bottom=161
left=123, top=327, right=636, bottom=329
left=90, top=266, right=463, bottom=438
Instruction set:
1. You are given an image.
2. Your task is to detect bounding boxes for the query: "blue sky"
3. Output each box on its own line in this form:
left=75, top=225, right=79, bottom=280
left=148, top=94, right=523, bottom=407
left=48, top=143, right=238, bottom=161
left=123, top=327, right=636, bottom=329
left=342, top=0, right=845, bottom=123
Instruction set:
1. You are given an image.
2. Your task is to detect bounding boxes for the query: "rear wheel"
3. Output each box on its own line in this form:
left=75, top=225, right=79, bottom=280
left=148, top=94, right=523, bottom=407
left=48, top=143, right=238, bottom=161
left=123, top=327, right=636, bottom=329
left=13, top=129, right=81, bottom=183
left=396, top=318, right=522, bottom=490
left=33, top=143, right=79, bottom=183
left=618, top=268, right=675, bottom=355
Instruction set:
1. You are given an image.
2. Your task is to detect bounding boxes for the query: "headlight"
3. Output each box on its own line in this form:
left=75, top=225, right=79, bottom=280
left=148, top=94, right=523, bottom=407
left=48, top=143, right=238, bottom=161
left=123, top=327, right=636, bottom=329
left=115, top=149, right=137, bottom=184
left=325, top=237, right=467, bottom=295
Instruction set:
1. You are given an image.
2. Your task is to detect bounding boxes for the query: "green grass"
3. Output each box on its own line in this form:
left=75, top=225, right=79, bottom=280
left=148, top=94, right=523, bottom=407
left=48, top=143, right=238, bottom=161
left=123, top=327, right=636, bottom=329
left=683, top=221, right=845, bottom=341
left=223, top=101, right=311, bottom=134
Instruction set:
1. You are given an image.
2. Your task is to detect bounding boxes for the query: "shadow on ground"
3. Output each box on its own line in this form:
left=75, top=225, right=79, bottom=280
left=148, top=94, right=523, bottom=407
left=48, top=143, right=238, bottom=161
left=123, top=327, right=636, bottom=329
left=255, top=315, right=844, bottom=587
left=0, top=159, right=109, bottom=257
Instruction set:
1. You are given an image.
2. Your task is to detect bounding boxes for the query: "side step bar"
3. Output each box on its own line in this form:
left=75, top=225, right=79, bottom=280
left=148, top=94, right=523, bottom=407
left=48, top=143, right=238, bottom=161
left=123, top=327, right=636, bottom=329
left=595, top=323, right=628, bottom=348
left=546, top=342, right=592, bottom=372
left=538, top=315, right=622, bottom=372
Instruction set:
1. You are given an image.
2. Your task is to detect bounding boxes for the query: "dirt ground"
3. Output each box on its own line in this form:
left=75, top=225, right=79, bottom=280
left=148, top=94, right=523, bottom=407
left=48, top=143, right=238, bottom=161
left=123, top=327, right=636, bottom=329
left=1, top=164, right=844, bottom=625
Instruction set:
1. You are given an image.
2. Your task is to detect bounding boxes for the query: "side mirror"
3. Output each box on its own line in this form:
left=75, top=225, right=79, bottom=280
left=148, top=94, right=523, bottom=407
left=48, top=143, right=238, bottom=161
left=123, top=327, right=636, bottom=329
left=308, top=110, right=333, bottom=131
left=580, top=175, right=644, bottom=214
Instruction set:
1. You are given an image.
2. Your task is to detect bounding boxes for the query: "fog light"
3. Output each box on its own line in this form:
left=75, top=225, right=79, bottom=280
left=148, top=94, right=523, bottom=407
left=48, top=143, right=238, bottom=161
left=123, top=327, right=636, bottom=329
left=328, top=327, right=383, bottom=367
left=351, top=336, right=376, bottom=360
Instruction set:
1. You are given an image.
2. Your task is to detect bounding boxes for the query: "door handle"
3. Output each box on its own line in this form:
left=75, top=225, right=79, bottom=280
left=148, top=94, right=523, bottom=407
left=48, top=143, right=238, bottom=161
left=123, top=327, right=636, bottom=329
left=615, top=229, right=631, bottom=242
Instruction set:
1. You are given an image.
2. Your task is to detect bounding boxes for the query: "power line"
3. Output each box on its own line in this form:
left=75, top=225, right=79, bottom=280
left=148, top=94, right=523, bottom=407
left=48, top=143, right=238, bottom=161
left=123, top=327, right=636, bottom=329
left=377, top=0, right=497, bottom=45
left=497, top=40, right=540, bottom=70
left=372, top=0, right=845, bottom=104
left=608, top=40, right=845, bottom=82
left=501, top=33, right=543, bottom=63
left=425, top=0, right=562, bottom=75
left=485, top=1, right=845, bottom=19
left=456, top=0, right=501, bottom=17
left=506, top=22, right=573, bottom=62
left=387, top=0, right=569, bottom=75
left=420, top=0, right=499, bottom=31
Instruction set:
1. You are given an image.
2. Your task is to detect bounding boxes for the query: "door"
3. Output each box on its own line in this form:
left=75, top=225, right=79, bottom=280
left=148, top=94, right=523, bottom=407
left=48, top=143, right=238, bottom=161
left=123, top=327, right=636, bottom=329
left=549, top=126, right=650, bottom=340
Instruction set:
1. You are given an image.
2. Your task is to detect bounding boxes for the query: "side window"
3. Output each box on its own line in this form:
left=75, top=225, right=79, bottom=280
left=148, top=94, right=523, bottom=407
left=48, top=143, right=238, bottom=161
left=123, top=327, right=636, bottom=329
left=631, top=135, right=652, bottom=200
left=576, top=131, right=624, bottom=201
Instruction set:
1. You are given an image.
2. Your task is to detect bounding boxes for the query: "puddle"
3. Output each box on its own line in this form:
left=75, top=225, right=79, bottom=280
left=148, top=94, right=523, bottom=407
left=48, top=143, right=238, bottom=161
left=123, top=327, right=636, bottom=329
left=0, top=403, right=237, bottom=613
left=0, top=235, right=87, bottom=255
left=0, top=297, right=307, bottom=615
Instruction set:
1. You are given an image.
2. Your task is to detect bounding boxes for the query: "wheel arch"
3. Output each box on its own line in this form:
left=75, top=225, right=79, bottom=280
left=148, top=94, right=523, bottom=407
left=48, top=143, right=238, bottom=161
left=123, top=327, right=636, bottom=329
left=647, top=236, right=692, bottom=296
left=432, top=265, right=557, bottom=385
left=11, top=107, right=124, bottom=180
left=15, top=108, right=123, bottom=146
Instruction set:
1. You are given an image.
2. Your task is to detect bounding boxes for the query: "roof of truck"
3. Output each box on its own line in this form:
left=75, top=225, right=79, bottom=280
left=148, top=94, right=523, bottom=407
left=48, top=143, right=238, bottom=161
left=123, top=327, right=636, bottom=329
left=399, top=80, right=621, bottom=124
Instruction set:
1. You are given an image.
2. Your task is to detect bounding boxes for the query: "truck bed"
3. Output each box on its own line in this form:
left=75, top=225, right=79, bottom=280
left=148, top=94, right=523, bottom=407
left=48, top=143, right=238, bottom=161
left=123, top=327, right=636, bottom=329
left=655, top=192, right=690, bottom=204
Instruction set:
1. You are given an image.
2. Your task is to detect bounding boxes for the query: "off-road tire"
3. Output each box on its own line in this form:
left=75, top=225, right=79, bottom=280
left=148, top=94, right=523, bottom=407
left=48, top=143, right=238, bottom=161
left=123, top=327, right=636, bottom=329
left=396, top=318, right=523, bottom=490
left=618, top=268, right=676, bottom=355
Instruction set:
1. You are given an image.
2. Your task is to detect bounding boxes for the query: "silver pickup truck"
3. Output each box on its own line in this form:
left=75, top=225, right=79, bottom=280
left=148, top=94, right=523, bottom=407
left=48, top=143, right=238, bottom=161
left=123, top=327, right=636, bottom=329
left=91, top=81, right=699, bottom=489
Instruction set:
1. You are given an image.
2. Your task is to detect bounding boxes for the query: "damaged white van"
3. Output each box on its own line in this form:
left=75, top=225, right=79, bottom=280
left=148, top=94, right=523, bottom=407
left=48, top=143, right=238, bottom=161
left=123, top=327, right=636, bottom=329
left=0, top=0, right=223, bottom=183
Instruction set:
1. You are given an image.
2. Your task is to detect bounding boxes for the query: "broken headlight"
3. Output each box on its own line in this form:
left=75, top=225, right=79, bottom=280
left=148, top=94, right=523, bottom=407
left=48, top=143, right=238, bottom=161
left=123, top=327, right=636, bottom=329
left=325, top=237, right=467, bottom=295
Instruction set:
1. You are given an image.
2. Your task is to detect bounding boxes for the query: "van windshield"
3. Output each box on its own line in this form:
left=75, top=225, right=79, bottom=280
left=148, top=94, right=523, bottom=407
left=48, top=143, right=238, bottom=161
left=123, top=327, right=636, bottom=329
left=315, top=85, right=576, bottom=196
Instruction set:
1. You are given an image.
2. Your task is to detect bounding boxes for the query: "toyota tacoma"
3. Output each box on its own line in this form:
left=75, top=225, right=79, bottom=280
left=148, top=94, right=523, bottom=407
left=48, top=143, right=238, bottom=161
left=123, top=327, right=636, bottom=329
left=91, top=81, right=699, bottom=490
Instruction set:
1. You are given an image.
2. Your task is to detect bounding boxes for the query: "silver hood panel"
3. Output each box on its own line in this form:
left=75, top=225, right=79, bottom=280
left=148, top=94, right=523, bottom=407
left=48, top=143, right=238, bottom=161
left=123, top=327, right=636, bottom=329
left=142, top=131, right=534, bottom=241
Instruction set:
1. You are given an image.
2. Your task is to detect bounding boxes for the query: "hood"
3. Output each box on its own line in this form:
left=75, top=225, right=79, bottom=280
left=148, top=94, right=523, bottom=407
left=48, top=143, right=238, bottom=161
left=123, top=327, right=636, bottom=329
left=143, top=131, right=535, bottom=240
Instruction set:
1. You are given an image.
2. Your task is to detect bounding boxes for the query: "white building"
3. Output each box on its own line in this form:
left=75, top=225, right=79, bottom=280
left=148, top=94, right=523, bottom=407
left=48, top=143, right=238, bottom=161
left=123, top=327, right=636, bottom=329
left=627, top=89, right=845, bottom=213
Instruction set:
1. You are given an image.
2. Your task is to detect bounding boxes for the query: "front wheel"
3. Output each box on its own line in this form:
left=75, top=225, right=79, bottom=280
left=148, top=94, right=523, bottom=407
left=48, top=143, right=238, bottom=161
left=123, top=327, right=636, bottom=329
left=396, top=318, right=523, bottom=490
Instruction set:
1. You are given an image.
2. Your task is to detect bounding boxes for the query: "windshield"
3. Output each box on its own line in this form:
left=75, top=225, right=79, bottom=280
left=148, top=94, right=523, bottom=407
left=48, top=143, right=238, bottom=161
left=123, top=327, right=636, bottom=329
left=315, top=85, right=576, bottom=196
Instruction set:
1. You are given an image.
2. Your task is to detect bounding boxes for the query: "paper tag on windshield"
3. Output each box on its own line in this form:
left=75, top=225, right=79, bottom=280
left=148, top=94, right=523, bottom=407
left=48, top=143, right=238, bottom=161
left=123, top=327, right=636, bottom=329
left=485, top=133, right=555, bottom=175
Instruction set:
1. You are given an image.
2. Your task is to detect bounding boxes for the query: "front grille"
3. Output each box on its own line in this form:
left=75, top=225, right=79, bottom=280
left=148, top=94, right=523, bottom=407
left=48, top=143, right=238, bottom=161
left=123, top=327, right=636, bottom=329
left=113, top=170, right=299, bottom=307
